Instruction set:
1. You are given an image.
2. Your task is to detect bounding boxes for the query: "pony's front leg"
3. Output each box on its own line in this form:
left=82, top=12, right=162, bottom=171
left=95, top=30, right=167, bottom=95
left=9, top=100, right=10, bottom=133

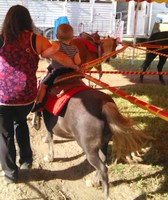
left=43, top=132, right=54, bottom=162
left=31, top=112, right=41, bottom=130
left=88, top=65, right=102, bottom=88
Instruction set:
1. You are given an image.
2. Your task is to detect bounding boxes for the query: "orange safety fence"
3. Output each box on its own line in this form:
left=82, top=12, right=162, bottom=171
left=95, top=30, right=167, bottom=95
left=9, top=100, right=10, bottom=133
left=82, top=70, right=168, bottom=75
left=136, top=37, right=168, bottom=49
left=136, top=43, right=168, bottom=49
left=83, top=73, right=168, bottom=122
left=36, top=43, right=168, bottom=121
left=120, top=42, right=168, bottom=58
left=37, top=44, right=128, bottom=73
left=37, top=70, right=168, bottom=76
left=37, top=40, right=168, bottom=74
left=81, top=44, right=128, bottom=69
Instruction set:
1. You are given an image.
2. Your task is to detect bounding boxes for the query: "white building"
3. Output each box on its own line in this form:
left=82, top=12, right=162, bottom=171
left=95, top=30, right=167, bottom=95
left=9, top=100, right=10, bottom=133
left=0, top=0, right=168, bottom=40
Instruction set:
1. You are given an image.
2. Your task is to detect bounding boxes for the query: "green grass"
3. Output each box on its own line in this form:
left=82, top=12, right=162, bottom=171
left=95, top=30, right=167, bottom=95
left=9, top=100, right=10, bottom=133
left=106, top=54, right=168, bottom=199
left=103, top=55, right=168, bottom=165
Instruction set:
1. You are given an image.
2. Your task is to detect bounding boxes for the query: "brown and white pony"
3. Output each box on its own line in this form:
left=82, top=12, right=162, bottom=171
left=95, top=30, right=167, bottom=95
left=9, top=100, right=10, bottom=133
left=71, top=32, right=117, bottom=79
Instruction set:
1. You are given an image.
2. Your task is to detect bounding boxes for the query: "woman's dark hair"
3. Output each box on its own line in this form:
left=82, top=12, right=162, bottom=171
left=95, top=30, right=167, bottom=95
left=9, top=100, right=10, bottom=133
left=1, top=5, right=34, bottom=42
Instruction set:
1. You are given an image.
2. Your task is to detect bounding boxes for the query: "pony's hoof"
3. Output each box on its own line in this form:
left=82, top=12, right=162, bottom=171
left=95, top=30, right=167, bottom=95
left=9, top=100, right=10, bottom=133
left=42, top=135, right=50, bottom=143
left=85, top=179, right=101, bottom=188
left=32, top=120, right=40, bottom=130
left=31, top=113, right=41, bottom=130
left=160, top=80, right=166, bottom=85
left=43, top=155, right=54, bottom=162
left=139, top=78, right=143, bottom=83
left=85, top=172, right=101, bottom=188
left=33, top=123, right=40, bottom=131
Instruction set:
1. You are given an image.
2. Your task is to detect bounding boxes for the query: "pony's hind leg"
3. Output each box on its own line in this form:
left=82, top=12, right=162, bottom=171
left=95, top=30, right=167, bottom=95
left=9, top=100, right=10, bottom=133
left=157, top=56, right=167, bottom=85
left=86, top=150, right=109, bottom=200
left=94, top=65, right=103, bottom=80
left=140, top=52, right=156, bottom=83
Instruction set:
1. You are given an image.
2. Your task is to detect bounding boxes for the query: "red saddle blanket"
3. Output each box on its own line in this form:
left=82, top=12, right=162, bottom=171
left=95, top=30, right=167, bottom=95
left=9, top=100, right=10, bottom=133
left=77, top=38, right=99, bottom=53
left=44, top=86, right=90, bottom=116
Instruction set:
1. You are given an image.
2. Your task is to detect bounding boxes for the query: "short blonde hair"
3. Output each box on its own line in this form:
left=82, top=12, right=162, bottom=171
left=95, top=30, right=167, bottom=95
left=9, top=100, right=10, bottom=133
left=56, top=24, right=73, bottom=41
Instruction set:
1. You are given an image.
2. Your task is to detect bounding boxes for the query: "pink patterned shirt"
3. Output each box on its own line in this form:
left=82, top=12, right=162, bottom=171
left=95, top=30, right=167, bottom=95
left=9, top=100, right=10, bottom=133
left=0, top=31, right=39, bottom=105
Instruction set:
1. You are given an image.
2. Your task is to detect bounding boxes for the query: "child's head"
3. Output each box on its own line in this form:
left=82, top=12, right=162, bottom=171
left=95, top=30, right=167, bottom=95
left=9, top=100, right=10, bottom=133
left=56, top=24, right=73, bottom=42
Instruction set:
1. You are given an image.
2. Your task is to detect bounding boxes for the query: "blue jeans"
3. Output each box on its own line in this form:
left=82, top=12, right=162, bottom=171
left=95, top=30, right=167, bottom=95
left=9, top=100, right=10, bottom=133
left=0, top=103, right=33, bottom=179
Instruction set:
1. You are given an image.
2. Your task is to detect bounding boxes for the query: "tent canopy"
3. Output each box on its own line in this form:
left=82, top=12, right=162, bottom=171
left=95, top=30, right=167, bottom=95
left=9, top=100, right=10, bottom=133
left=124, top=0, right=168, bottom=3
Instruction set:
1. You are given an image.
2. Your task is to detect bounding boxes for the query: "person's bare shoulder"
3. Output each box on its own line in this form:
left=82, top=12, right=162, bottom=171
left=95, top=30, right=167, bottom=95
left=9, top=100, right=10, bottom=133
left=36, top=34, right=51, bottom=54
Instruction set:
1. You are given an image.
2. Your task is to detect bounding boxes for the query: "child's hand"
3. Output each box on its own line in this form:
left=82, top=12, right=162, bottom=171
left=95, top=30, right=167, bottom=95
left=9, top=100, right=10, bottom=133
left=51, top=42, right=59, bottom=49
left=74, top=65, right=80, bottom=71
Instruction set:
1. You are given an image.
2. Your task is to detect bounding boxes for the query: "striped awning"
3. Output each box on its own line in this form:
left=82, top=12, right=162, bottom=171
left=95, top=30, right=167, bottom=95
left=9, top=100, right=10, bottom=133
left=123, top=0, right=168, bottom=2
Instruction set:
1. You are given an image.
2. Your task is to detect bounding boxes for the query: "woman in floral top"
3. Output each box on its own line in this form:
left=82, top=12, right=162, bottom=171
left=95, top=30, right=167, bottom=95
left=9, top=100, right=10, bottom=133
left=0, top=5, right=77, bottom=183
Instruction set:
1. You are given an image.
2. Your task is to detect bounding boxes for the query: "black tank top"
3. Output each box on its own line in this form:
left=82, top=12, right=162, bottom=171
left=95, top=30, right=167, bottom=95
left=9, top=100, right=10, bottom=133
left=0, top=33, right=37, bottom=52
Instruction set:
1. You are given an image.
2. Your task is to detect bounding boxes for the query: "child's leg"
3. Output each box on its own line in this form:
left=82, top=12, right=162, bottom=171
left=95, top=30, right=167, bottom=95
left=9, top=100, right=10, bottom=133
left=32, top=69, right=57, bottom=112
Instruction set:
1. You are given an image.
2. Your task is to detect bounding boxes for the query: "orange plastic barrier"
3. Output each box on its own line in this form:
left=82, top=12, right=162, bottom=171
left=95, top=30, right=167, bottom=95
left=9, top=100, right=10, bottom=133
left=83, top=73, right=168, bottom=122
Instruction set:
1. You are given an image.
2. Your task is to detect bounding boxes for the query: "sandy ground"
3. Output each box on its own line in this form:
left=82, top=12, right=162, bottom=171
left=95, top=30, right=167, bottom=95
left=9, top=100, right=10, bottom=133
left=0, top=58, right=168, bottom=200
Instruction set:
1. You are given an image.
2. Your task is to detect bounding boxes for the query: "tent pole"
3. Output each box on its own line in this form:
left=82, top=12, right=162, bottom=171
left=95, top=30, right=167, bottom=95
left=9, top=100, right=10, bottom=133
left=132, top=0, right=140, bottom=64
left=148, top=3, right=153, bottom=36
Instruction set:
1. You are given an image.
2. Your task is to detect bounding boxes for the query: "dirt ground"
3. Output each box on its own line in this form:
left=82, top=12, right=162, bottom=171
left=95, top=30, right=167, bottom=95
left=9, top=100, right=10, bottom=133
left=0, top=57, right=168, bottom=200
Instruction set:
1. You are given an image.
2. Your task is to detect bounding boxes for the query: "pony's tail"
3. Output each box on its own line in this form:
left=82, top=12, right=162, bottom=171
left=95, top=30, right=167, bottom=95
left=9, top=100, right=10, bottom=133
left=103, top=102, right=155, bottom=164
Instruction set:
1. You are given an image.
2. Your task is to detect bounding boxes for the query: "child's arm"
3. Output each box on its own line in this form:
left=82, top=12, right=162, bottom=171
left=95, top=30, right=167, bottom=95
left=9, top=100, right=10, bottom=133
left=74, top=52, right=81, bottom=66
left=50, top=53, right=79, bottom=70
left=42, top=42, right=79, bottom=70
left=41, top=42, right=60, bottom=58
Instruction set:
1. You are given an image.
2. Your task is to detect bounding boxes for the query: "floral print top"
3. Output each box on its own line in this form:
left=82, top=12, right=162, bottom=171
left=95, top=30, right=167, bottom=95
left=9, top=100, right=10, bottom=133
left=0, top=31, right=39, bottom=105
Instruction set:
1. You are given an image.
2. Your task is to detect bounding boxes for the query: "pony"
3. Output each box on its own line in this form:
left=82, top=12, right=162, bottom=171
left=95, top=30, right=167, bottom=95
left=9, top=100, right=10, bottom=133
left=101, top=36, right=118, bottom=62
left=33, top=73, right=154, bottom=200
left=71, top=32, right=117, bottom=79
left=139, top=31, right=168, bottom=85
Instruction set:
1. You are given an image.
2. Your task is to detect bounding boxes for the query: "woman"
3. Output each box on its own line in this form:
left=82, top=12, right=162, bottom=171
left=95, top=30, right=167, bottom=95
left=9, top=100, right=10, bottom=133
left=0, top=5, right=77, bottom=183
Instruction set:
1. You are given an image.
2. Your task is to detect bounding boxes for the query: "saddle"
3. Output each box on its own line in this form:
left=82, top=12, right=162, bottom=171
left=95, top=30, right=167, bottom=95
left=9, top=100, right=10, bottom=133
left=79, top=32, right=100, bottom=43
left=48, top=71, right=86, bottom=98
left=79, top=32, right=103, bottom=55
left=44, top=72, right=92, bottom=115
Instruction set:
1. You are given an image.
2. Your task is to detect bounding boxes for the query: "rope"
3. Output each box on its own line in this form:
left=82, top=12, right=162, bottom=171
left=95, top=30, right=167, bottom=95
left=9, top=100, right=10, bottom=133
left=82, top=70, right=168, bottom=75
left=137, top=43, right=168, bottom=49
left=83, top=73, right=168, bottom=122
left=121, top=42, right=168, bottom=58
left=81, top=45, right=128, bottom=69
left=137, top=37, right=168, bottom=45
left=36, top=68, right=168, bottom=121
left=37, top=42, right=168, bottom=78
left=36, top=45, right=168, bottom=121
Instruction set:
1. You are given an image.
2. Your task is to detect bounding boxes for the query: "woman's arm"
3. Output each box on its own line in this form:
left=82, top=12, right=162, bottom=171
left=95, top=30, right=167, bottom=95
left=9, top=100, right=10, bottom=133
left=36, top=34, right=51, bottom=54
left=41, top=42, right=60, bottom=57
